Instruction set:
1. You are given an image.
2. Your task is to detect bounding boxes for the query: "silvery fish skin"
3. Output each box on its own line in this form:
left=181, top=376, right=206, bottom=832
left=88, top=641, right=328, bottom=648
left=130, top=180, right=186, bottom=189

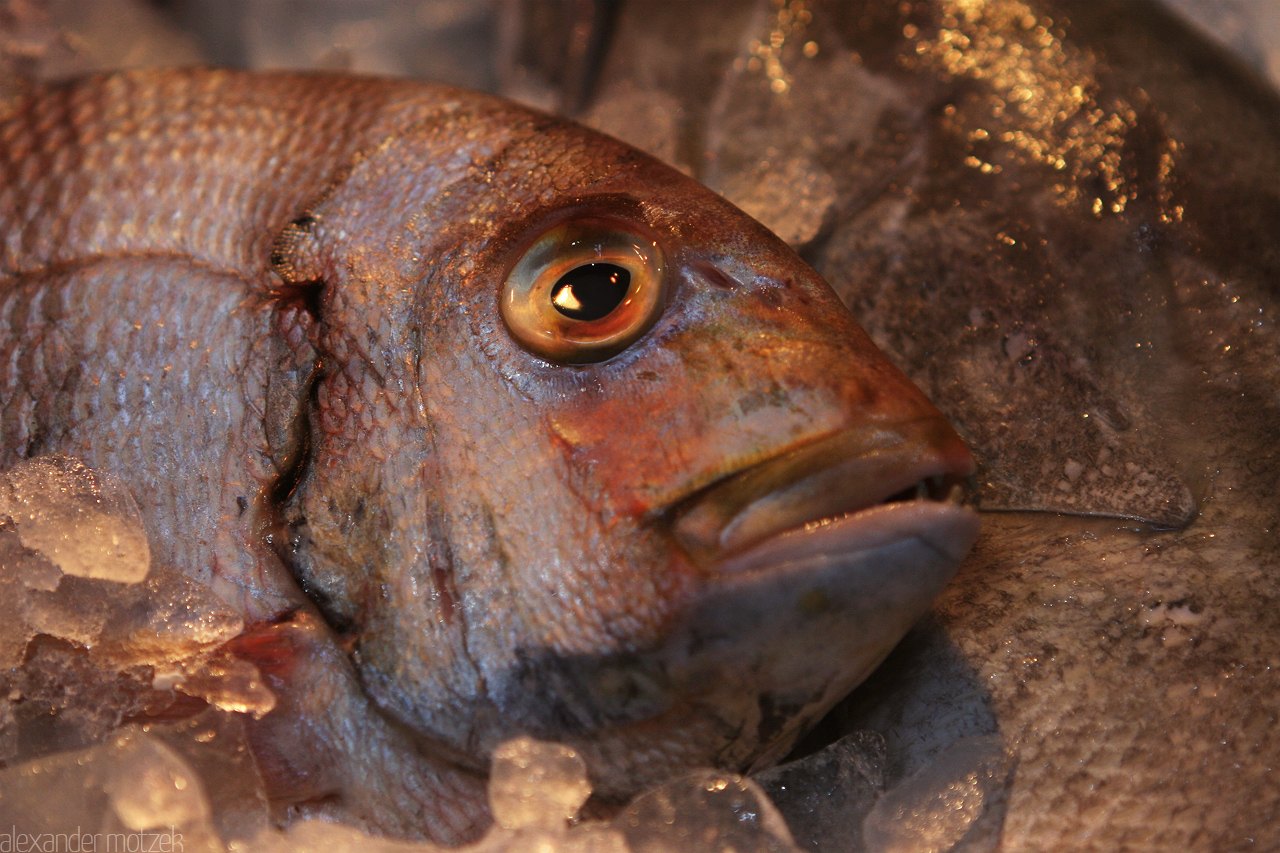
left=530, top=0, right=1280, bottom=848
left=0, top=69, right=977, bottom=840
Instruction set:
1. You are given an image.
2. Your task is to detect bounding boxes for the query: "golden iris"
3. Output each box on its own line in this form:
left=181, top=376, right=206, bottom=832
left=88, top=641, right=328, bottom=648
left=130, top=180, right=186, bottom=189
left=501, top=219, right=666, bottom=363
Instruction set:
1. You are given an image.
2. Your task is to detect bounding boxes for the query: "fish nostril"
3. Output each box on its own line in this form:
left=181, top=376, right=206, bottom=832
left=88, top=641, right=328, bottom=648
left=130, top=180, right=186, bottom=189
left=692, top=261, right=741, bottom=290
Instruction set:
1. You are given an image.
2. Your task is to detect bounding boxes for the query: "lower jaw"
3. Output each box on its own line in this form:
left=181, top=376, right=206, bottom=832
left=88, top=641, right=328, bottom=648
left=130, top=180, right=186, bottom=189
left=363, top=501, right=979, bottom=804
left=565, top=502, right=981, bottom=796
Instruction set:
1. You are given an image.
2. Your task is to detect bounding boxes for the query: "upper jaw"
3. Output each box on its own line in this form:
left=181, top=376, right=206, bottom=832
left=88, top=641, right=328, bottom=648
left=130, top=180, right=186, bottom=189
left=670, top=416, right=977, bottom=569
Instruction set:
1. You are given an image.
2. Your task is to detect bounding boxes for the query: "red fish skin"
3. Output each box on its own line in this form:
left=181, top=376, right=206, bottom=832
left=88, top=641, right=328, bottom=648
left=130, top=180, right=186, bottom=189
left=0, top=68, right=973, bottom=841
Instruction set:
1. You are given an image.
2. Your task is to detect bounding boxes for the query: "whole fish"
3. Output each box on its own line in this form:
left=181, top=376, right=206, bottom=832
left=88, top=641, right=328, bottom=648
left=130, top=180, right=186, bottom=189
left=521, top=0, right=1280, bottom=849
left=0, top=69, right=978, bottom=842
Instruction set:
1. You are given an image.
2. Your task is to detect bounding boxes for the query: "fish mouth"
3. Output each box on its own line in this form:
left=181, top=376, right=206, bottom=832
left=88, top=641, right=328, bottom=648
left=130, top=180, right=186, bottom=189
left=635, top=417, right=979, bottom=774
left=671, top=417, right=978, bottom=571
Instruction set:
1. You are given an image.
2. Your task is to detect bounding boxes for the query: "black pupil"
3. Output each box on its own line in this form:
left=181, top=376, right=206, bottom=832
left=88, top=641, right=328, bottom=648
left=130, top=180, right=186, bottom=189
left=551, top=263, right=631, bottom=321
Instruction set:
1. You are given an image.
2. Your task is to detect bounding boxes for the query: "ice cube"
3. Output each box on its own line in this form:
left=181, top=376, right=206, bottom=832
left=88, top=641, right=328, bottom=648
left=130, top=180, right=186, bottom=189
left=148, top=708, right=272, bottom=843
left=1, top=558, right=248, bottom=764
left=10, top=537, right=60, bottom=591
left=173, top=650, right=276, bottom=718
left=252, top=736, right=628, bottom=853
left=260, top=820, right=440, bottom=853
left=488, top=735, right=592, bottom=831
left=0, top=455, right=150, bottom=583
left=861, top=735, right=1014, bottom=853
left=754, top=730, right=887, bottom=852
left=95, top=562, right=243, bottom=667
left=110, top=733, right=809, bottom=853
left=104, top=732, right=210, bottom=829
left=0, top=528, right=37, bottom=667
left=470, top=825, right=629, bottom=853
left=5, top=636, right=165, bottom=761
left=22, top=574, right=113, bottom=647
left=0, top=729, right=222, bottom=852
left=0, top=457, right=241, bottom=669
left=0, top=457, right=249, bottom=766
left=252, top=808, right=628, bottom=853
left=617, top=769, right=799, bottom=853
left=718, top=157, right=837, bottom=249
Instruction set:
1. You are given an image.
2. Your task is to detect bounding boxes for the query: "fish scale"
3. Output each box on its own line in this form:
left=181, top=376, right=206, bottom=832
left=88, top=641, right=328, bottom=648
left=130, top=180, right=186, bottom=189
left=0, top=70, right=392, bottom=279
left=0, top=260, right=289, bottom=615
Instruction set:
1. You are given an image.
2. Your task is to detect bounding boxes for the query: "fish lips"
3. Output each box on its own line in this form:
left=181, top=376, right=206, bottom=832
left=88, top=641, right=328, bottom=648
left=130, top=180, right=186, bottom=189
left=671, top=416, right=976, bottom=561
left=655, top=417, right=980, bottom=766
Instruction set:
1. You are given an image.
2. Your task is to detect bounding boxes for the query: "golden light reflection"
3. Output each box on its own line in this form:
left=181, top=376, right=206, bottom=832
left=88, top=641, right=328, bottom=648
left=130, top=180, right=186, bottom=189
left=906, top=0, right=1179, bottom=218
left=737, top=0, right=813, bottom=95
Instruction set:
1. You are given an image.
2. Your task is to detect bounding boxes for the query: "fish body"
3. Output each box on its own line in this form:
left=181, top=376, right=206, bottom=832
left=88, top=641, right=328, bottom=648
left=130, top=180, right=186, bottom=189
left=0, top=69, right=977, bottom=841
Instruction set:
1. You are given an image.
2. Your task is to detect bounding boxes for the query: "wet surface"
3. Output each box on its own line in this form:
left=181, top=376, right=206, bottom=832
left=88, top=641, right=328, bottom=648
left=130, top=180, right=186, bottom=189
left=2, top=1, right=1279, bottom=850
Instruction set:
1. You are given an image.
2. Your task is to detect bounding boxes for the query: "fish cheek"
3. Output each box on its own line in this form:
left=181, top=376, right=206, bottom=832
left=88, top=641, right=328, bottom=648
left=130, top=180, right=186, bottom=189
left=267, top=128, right=692, bottom=755
left=414, top=340, right=689, bottom=644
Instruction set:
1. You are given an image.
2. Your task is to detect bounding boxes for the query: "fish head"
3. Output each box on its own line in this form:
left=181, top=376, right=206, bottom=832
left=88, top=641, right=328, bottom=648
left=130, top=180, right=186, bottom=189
left=275, top=90, right=978, bottom=797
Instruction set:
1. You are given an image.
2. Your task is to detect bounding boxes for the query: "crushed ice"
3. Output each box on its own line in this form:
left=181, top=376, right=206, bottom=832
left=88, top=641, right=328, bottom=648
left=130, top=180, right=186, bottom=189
left=0, top=456, right=807, bottom=851
left=1, top=456, right=252, bottom=766
left=0, top=455, right=150, bottom=584
left=862, top=735, right=1014, bottom=853
left=1, top=729, right=802, bottom=853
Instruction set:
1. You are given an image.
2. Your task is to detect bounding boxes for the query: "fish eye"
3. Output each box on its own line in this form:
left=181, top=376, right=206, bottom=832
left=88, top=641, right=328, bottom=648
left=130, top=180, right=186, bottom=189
left=502, top=219, right=666, bottom=363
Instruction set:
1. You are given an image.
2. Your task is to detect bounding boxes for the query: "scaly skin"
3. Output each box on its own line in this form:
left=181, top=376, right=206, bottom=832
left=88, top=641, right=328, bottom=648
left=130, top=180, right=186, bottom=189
left=0, top=69, right=973, bottom=842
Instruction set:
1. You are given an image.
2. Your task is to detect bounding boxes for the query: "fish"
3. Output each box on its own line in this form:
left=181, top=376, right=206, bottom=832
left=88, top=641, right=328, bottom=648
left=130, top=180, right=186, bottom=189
left=0, top=67, right=979, bottom=843
left=520, top=0, right=1280, bottom=848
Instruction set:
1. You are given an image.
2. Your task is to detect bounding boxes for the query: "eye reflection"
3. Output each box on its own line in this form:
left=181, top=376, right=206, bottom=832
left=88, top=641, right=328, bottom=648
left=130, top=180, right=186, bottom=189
left=551, top=263, right=632, bottom=321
